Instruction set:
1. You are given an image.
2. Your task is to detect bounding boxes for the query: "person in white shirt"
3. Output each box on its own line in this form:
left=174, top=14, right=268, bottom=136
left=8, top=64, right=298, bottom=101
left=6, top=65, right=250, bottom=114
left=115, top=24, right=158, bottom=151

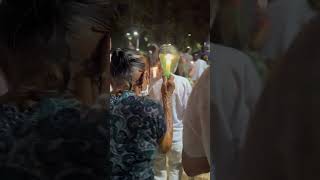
left=182, top=68, right=211, bottom=177
left=240, top=14, right=320, bottom=180
left=190, top=56, right=209, bottom=83
left=183, top=43, right=262, bottom=180
left=177, top=53, right=193, bottom=79
left=182, top=0, right=262, bottom=178
left=150, top=49, right=193, bottom=180
left=261, top=0, right=316, bottom=61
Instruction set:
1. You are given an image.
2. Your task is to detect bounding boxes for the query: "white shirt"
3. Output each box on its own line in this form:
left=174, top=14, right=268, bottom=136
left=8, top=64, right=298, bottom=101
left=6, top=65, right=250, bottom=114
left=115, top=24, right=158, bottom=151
left=183, top=43, right=262, bottom=178
left=192, top=59, right=209, bottom=81
left=261, top=0, right=316, bottom=60
left=149, top=74, right=192, bottom=143
left=183, top=68, right=210, bottom=164
left=211, top=43, right=262, bottom=179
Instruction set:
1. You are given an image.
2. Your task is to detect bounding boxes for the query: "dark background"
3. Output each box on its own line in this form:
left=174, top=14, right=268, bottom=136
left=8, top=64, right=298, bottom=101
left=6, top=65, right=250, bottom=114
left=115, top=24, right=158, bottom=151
left=112, top=0, right=210, bottom=52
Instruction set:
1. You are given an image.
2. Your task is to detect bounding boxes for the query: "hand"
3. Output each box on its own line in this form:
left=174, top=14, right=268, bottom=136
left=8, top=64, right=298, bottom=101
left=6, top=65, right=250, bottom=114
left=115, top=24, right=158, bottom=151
left=161, top=75, right=175, bottom=99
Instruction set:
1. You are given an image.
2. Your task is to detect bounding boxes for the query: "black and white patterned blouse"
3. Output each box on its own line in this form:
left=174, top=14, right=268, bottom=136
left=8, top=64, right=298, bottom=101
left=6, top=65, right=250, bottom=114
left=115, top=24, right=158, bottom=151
left=0, top=96, right=108, bottom=180
left=109, top=91, right=166, bottom=180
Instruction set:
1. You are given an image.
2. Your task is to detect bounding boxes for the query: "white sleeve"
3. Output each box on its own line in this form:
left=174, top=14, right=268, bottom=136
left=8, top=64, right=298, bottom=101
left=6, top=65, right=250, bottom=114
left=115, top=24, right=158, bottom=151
left=183, top=69, right=210, bottom=158
left=244, top=60, right=262, bottom=113
left=149, top=81, right=162, bottom=102
left=182, top=79, right=193, bottom=111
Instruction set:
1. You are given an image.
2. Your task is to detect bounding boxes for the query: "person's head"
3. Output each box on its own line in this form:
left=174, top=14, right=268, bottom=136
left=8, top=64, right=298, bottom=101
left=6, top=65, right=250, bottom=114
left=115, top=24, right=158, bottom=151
left=0, top=0, right=117, bottom=93
left=110, top=49, right=149, bottom=95
left=201, top=54, right=209, bottom=61
left=148, top=43, right=160, bottom=67
left=184, top=47, right=192, bottom=54
left=192, top=52, right=200, bottom=61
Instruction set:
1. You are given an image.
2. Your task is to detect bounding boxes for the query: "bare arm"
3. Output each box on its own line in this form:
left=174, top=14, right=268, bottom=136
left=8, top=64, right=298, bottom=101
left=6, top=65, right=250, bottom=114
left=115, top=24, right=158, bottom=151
left=182, top=151, right=210, bottom=177
left=159, top=75, right=175, bottom=153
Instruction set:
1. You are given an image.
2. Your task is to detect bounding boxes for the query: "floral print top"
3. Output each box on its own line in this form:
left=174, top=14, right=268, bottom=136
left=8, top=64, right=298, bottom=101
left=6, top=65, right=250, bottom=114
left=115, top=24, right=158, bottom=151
left=0, top=96, right=108, bottom=180
left=110, top=91, right=166, bottom=180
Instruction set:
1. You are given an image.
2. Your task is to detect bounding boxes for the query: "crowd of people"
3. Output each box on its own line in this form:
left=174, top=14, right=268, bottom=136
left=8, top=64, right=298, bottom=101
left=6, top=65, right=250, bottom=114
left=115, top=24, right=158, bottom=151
left=0, top=0, right=320, bottom=180
left=108, top=45, right=210, bottom=179
left=210, top=0, right=320, bottom=180
left=0, top=0, right=210, bottom=180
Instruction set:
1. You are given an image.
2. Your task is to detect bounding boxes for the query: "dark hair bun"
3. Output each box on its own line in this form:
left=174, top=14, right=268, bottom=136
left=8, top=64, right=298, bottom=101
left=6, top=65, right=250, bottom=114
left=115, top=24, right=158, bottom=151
left=111, top=49, right=131, bottom=77
left=110, top=49, right=146, bottom=85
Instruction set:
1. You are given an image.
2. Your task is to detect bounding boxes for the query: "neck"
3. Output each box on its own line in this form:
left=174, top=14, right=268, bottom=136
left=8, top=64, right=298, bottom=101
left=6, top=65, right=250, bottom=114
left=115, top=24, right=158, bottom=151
left=111, top=84, right=130, bottom=93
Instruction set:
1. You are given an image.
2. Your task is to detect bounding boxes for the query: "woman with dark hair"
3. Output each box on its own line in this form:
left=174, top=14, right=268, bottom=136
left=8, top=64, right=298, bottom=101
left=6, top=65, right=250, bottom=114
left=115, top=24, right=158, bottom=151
left=0, top=0, right=117, bottom=179
left=240, top=15, right=320, bottom=180
left=109, top=49, right=174, bottom=179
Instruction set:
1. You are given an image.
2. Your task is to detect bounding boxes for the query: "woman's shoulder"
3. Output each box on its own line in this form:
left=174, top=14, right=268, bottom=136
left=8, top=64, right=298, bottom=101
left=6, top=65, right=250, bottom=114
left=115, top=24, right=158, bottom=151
left=1, top=100, right=107, bottom=179
left=139, top=96, right=162, bottom=108
left=114, top=94, right=164, bottom=115
left=0, top=96, right=100, bottom=132
left=111, top=91, right=161, bottom=107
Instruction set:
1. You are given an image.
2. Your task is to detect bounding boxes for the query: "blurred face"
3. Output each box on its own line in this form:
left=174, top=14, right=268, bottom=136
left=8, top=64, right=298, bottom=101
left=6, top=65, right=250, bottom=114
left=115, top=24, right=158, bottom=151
left=132, top=56, right=150, bottom=96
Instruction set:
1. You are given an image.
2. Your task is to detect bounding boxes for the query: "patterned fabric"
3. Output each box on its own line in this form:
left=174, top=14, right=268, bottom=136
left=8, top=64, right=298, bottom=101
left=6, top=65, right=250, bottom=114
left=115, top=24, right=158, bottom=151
left=110, top=91, right=166, bottom=180
left=0, top=96, right=108, bottom=180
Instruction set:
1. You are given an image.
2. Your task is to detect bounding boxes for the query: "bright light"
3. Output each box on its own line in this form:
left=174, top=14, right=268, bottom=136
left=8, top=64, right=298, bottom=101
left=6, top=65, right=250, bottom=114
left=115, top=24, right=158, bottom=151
left=136, top=48, right=140, bottom=51
left=188, top=34, right=192, bottom=37
left=151, top=67, right=158, bottom=78
left=126, top=33, right=131, bottom=36
left=128, top=36, right=132, bottom=40
left=149, top=50, right=153, bottom=54
left=165, top=54, right=174, bottom=61
left=187, top=46, right=191, bottom=49
left=165, top=54, right=173, bottom=73
left=133, top=31, right=139, bottom=36
left=168, top=44, right=172, bottom=46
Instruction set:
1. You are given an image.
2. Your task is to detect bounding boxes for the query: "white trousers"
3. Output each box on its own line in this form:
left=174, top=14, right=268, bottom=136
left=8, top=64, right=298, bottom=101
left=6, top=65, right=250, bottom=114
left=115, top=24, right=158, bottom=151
left=154, top=140, right=183, bottom=180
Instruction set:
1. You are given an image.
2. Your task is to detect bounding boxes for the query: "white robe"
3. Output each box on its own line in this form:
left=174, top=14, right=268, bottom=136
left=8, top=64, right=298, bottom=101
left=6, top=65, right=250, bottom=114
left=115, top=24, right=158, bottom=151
left=191, top=59, right=209, bottom=81
left=261, top=0, right=316, bottom=60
